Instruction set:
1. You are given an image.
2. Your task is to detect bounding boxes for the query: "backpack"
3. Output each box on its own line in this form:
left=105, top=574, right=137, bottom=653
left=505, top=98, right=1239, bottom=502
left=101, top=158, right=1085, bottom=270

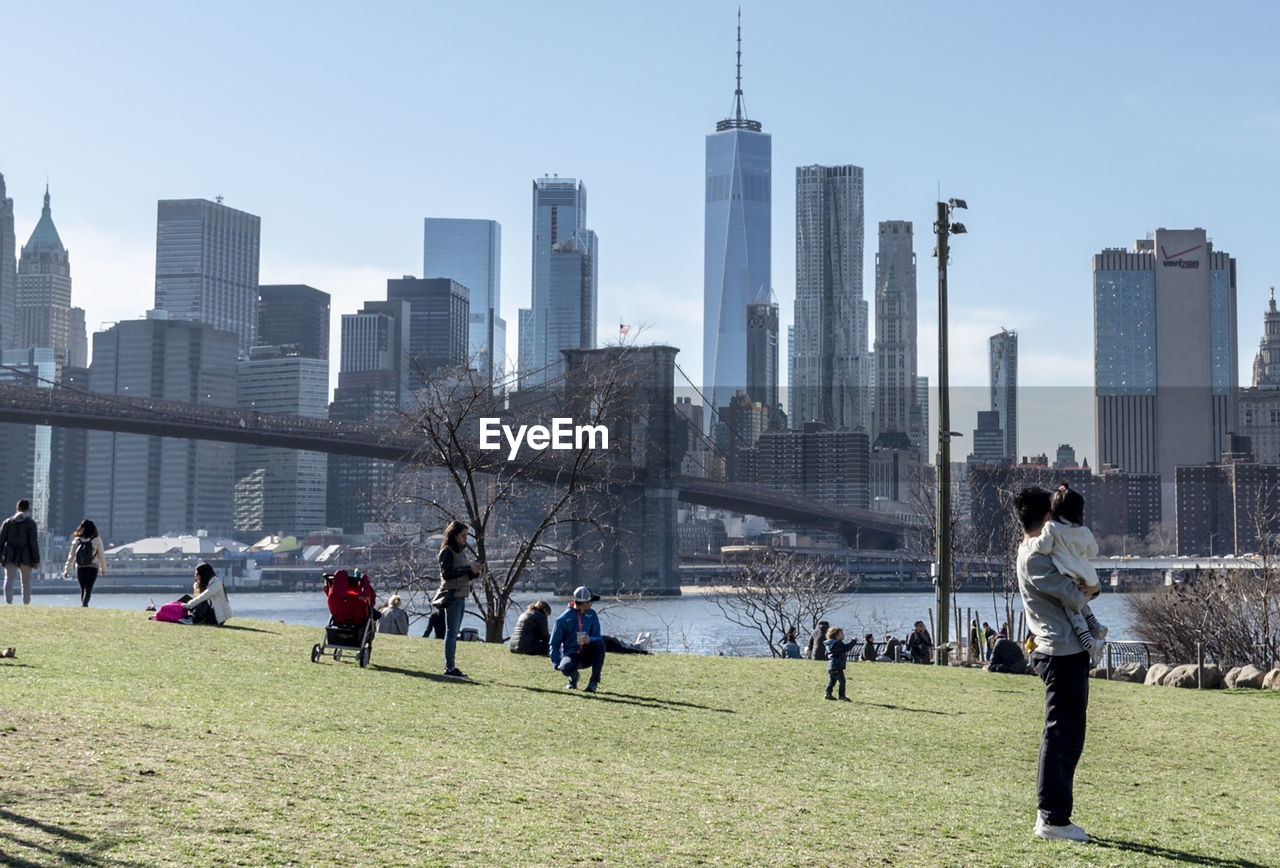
left=73, top=537, right=96, bottom=567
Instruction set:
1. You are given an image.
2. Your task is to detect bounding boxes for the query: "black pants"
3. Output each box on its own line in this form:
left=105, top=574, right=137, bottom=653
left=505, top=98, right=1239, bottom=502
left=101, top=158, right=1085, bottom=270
left=190, top=600, right=219, bottom=625
left=1030, top=651, right=1089, bottom=826
left=77, top=566, right=99, bottom=606
left=825, top=670, right=846, bottom=698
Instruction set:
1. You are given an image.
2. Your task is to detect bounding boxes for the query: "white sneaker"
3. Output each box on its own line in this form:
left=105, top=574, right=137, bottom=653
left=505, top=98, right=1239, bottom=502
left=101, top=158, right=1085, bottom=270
left=1034, top=816, right=1090, bottom=843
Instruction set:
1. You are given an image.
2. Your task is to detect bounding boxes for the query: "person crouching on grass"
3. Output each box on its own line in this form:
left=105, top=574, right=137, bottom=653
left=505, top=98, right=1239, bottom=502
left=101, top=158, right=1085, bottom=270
left=823, top=627, right=856, bottom=701
left=550, top=586, right=605, bottom=692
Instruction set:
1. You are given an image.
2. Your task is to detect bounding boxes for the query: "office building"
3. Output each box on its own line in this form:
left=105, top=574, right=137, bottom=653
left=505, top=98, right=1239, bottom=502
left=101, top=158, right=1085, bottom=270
left=1241, top=289, right=1280, bottom=463
left=703, top=21, right=770, bottom=417
left=258, top=285, right=330, bottom=361
left=989, top=329, right=1017, bottom=462
left=0, top=349, right=57, bottom=529
left=424, top=218, right=506, bottom=382
left=327, top=369, right=400, bottom=533
left=386, top=276, right=469, bottom=391
left=874, top=220, right=917, bottom=443
left=517, top=308, right=534, bottom=391
left=746, top=297, right=782, bottom=426
left=968, top=409, right=1006, bottom=464
left=17, top=187, right=72, bottom=361
left=523, top=178, right=597, bottom=388
left=154, top=198, right=261, bottom=356
left=234, top=345, right=329, bottom=538
left=49, top=366, right=90, bottom=537
left=1054, top=444, right=1079, bottom=469
left=791, top=164, right=868, bottom=430
left=1094, top=229, right=1238, bottom=509
left=67, top=307, right=87, bottom=368
left=84, top=313, right=238, bottom=542
left=0, top=173, right=16, bottom=351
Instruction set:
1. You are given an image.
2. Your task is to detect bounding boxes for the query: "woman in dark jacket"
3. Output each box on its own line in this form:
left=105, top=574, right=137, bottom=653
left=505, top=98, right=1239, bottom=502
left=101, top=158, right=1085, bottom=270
left=435, top=520, right=483, bottom=678
left=509, top=600, right=552, bottom=655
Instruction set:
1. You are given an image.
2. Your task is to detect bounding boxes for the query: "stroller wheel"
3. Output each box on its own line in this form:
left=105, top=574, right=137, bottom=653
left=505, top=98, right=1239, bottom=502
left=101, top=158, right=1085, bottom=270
left=310, top=643, right=322, bottom=663
left=357, top=647, right=370, bottom=668
left=333, top=650, right=342, bottom=661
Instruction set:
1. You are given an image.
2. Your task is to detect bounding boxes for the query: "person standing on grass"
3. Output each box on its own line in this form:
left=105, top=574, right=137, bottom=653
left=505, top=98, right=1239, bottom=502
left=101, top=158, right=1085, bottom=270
left=434, top=520, right=482, bottom=679
left=0, top=498, right=40, bottom=605
left=1014, top=486, right=1097, bottom=844
left=822, top=627, right=855, bottom=701
left=907, top=620, right=933, bottom=664
left=549, top=586, right=605, bottom=692
left=63, top=519, right=106, bottom=606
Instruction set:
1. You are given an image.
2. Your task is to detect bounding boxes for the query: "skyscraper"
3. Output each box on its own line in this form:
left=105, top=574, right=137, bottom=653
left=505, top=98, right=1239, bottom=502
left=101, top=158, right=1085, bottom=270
left=874, top=220, right=917, bottom=443
left=85, top=313, right=238, bottom=542
left=385, top=277, right=470, bottom=391
left=17, top=186, right=72, bottom=361
left=746, top=297, right=780, bottom=424
left=0, top=173, right=16, bottom=351
left=67, top=307, right=87, bottom=368
left=989, top=328, right=1017, bottom=461
left=791, top=165, right=867, bottom=430
left=523, top=177, right=597, bottom=388
left=1093, top=229, right=1238, bottom=509
left=424, top=218, right=506, bottom=382
left=1237, top=290, right=1280, bottom=463
left=154, top=198, right=261, bottom=356
left=258, top=284, right=330, bottom=360
left=0, top=349, right=57, bottom=528
left=703, top=17, right=770, bottom=418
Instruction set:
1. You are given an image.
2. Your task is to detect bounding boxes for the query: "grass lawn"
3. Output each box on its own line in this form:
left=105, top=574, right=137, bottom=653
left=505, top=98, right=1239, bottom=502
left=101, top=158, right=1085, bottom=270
left=1, top=606, right=1277, bottom=867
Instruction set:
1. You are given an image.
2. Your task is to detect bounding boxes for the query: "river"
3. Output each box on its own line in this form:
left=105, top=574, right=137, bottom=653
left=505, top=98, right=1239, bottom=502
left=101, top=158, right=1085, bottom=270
left=33, top=587, right=1137, bottom=657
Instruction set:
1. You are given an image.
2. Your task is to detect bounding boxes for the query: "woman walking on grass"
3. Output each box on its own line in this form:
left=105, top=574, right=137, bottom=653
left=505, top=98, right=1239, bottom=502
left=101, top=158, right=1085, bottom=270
left=434, top=520, right=484, bottom=678
left=63, top=519, right=107, bottom=606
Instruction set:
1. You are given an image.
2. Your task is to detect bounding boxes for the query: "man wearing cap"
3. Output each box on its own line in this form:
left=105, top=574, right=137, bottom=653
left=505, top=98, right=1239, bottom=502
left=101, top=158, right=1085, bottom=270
left=549, top=586, right=605, bottom=692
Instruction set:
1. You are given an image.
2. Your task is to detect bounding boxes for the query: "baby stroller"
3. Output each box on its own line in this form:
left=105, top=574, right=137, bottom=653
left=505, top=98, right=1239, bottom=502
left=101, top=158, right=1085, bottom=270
left=310, top=569, right=378, bottom=668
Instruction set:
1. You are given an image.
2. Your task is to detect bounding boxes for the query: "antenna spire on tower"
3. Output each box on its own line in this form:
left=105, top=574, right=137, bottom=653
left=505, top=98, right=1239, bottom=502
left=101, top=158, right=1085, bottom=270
left=717, top=8, right=761, bottom=132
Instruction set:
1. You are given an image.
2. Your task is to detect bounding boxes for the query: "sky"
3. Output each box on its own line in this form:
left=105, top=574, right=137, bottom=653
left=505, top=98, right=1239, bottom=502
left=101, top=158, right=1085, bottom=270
left=3, top=0, right=1280, bottom=463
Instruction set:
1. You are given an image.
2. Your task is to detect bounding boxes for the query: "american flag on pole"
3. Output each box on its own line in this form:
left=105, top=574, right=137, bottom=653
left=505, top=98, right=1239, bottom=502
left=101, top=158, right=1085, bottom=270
left=619, top=322, right=630, bottom=336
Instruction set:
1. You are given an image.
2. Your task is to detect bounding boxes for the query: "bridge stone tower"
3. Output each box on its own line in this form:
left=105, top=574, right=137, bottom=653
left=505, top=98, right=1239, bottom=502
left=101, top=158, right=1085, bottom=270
left=561, top=345, right=683, bottom=596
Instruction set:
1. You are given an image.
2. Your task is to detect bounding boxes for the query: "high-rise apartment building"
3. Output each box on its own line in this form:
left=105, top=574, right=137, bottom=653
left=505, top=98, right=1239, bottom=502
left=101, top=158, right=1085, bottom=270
left=703, top=22, right=770, bottom=418
left=757, top=422, right=870, bottom=509
left=989, top=329, right=1017, bottom=461
left=1240, top=289, right=1280, bottom=463
left=85, top=313, right=238, bottom=542
left=1094, top=229, right=1238, bottom=509
left=258, top=284, right=330, bottom=361
left=154, top=198, right=261, bottom=356
left=0, top=173, right=16, bottom=351
left=234, top=345, right=328, bottom=538
left=791, top=165, right=868, bottom=430
left=385, top=277, right=469, bottom=391
left=874, top=220, right=916, bottom=442
left=522, top=178, right=597, bottom=388
left=17, top=187, right=72, bottom=361
left=424, top=218, right=506, bottom=382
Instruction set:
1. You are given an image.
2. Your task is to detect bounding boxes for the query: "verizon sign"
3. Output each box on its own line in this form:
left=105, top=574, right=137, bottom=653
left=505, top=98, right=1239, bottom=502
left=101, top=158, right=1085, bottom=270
left=1160, top=243, right=1202, bottom=269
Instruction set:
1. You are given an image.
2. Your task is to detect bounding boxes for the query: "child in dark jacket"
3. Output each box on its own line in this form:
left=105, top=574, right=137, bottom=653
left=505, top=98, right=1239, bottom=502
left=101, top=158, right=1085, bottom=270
left=823, top=627, right=856, bottom=701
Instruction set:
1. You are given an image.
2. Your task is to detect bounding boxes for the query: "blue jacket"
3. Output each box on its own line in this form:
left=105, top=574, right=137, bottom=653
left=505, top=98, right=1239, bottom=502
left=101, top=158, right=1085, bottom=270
left=549, top=605, right=603, bottom=666
left=825, top=638, right=856, bottom=672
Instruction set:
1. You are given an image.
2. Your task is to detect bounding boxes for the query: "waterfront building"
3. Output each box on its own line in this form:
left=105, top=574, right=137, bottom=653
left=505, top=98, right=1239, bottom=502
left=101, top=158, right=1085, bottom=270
left=989, top=328, right=1017, bottom=462
left=874, top=220, right=917, bottom=444
left=17, top=187, right=73, bottom=362
left=385, top=276, right=469, bottom=392
left=154, top=198, right=261, bottom=356
left=85, top=313, right=238, bottom=542
left=704, top=19, right=770, bottom=418
left=424, top=218, right=506, bottom=383
left=0, top=173, right=16, bottom=350
left=234, top=345, right=328, bottom=539
left=1094, top=229, right=1238, bottom=511
left=790, top=164, right=868, bottom=430
left=257, top=285, right=330, bottom=361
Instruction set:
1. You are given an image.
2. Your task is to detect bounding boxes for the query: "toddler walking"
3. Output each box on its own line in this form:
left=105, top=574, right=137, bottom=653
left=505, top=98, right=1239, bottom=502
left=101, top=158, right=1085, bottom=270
left=823, top=626, right=855, bottom=701
left=1029, top=482, right=1108, bottom=666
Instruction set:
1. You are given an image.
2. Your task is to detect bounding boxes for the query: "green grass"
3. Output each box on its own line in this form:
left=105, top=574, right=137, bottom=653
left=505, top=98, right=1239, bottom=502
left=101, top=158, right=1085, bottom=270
left=1, top=607, right=1277, bottom=867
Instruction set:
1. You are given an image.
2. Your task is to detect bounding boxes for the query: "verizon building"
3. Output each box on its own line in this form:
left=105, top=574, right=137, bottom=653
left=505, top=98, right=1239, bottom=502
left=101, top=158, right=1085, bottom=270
left=1093, top=228, right=1238, bottom=511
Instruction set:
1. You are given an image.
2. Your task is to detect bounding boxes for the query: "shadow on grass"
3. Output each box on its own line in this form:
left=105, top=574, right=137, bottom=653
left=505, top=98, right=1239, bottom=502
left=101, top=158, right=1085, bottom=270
left=862, top=702, right=956, bottom=716
left=498, top=682, right=734, bottom=714
left=1091, top=837, right=1273, bottom=868
left=0, top=807, right=147, bottom=868
left=372, top=664, right=481, bottom=685
left=220, top=623, right=275, bottom=633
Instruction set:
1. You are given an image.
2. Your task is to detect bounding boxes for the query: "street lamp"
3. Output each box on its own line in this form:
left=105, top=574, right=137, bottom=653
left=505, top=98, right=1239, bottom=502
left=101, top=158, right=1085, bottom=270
left=933, top=197, right=968, bottom=666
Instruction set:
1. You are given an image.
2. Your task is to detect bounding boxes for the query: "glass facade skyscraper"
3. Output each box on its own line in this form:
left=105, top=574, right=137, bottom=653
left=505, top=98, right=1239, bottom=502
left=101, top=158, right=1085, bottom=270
left=424, top=218, right=505, bottom=383
left=703, top=47, right=770, bottom=418
left=257, top=284, right=330, bottom=361
left=989, top=328, right=1017, bottom=461
left=873, top=220, right=917, bottom=443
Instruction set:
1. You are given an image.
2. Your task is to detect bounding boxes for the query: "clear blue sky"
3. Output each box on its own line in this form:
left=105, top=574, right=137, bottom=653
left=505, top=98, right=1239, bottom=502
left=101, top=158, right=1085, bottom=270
left=4, top=0, right=1279, bottom=461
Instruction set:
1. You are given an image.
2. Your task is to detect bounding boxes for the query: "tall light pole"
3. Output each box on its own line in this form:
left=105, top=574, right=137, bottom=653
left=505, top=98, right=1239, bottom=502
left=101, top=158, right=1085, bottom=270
left=933, top=197, right=966, bottom=665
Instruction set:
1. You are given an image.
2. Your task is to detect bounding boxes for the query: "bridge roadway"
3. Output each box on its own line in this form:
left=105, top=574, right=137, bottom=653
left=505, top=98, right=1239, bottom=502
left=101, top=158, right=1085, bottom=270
left=0, top=382, right=905, bottom=546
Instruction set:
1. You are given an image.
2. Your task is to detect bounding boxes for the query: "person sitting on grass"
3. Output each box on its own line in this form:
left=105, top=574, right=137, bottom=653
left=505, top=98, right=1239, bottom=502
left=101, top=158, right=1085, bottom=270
left=184, top=563, right=231, bottom=626
left=510, top=600, right=552, bottom=655
left=782, top=627, right=802, bottom=659
left=986, top=634, right=1030, bottom=675
left=549, top=586, right=605, bottom=692
left=377, top=594, right=409, bottom=635
left=859, top=632, right=877, bottom=662
left=823, top=627, right=856, bottom=702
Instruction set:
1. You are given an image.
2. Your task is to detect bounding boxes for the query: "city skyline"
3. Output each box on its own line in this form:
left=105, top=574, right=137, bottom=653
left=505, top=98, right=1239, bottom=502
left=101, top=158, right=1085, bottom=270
left=3, top=2, right=1280, bottom=460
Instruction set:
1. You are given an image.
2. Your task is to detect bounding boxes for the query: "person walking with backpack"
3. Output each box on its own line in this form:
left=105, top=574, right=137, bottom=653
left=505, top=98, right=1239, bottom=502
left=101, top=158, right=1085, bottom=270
left=63, top=519, right=107, bottom=606
left=0, top=499, right=41, bottom=605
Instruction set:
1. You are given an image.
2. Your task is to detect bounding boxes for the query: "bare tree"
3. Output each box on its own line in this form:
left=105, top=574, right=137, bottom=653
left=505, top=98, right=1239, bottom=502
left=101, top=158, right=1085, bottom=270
left=379, top=354, right=645, bottom=642
left=708, top=549, right=848, bottom=657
